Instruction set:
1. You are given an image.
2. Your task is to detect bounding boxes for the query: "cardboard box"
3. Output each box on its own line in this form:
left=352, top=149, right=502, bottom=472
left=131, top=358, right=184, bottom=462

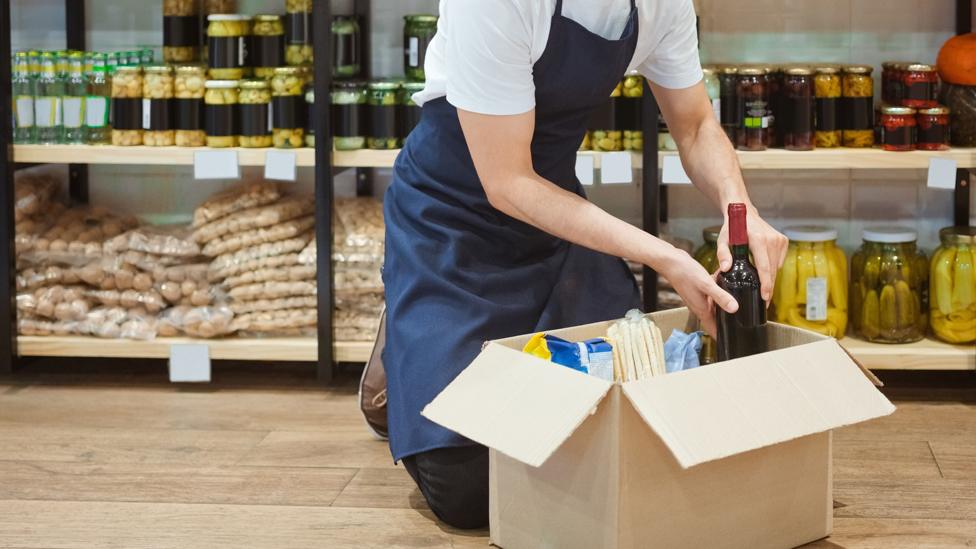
left=423, top=308, right=896, bottom=549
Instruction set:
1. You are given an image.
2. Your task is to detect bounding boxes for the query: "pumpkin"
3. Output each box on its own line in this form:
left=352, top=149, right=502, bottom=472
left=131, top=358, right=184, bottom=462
left=937, top=33, right=976, bottom=86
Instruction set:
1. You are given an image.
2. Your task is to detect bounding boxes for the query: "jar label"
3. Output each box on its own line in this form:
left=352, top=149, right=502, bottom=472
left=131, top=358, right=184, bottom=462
left=205, top=103, right=237, bottom=136
left=112, top=97, right=143, bottom=130
left=815, top=97, right=838, bottom=132
left=15, top=96, right=34, bottom=128
left=34, top=97, right=61, bottom=128
left=369, top=104, right=399, bottom=139
left=209, top=36, right=242, bottom=69
left=402, top=104, right=422, bottom=137
left=841, top=97, right=873, bottom=130
left=144, top=98, right=172, bottom=131
left=917, top=123, right=947, bottom=147
left=249, top=34, right=284, bottom=68
left=882, top=124, right=914, bottom=148
left=85, top=96, right=108, bottom=127
left=331, top=102, right=364, bottom=138
left=334, top=31, right=359, bottom=74
left=286, top=12, right=312, bottom=45
left=63, top=96, right=84, bottom=128
left=240, top=103, right=271, bottom=136
left=164, top=15, right=201, bottom=48
left=142, top=98, right=152, bottom=130
left=720, top=92, right=737, bottom=126
left=173, top=98, right=204, bottom=130
left=783, top=97, right=813, bottom=134
left=905, top=81, right=935, bottom=102
left=806, top=277, right=828, bottom=322
left=742, top=99, right=768, bottom=129
left=272, top=95, right=306, bottom=130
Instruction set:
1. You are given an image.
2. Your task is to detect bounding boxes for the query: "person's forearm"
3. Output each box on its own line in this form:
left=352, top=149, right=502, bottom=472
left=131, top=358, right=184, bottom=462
left=675, top=116, right=752, bottom=213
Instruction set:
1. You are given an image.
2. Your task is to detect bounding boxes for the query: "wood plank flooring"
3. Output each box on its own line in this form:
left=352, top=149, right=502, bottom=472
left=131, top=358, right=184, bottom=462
left=0, top=359, right=974, bottom=548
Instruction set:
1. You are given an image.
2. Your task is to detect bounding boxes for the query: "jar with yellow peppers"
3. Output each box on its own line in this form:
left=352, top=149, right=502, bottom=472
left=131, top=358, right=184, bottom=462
left=841, top=65, right=874, bottom=148
left=271, top=67, right=306, bottom=148
left=111, top=66, right=143, bottom=146
left=774, top=227, right=848, bottom=337
left=207, top=14, right=252, bottom=80
left=239, top=79, right=272, bottom=148
left=250, top=15, right=284, bottom=79
left=814, top=66, right=841, bottom=148
left=591, top=80, right=623, bottom=151
left=692, top=226, right=721, bottom=274
left=163, top=0, right=200, bottom=63
left=621, top=71, right=643, bottom=151
left=930, top=227, right=976, bottom=344
left=285, top=0, right=313, bottom=66
left=204, top=79, right=239, bottom=147
left=174, top=65, right=206, bottom=146
left=850, top=227, right=928, bottom=343
left=143, top=65, right=175, bottom=147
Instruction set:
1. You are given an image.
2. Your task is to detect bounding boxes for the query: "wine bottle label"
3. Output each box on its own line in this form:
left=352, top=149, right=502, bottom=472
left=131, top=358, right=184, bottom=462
left=15, top=96, right=34, bottom=127
left=63, top=97, right=85, bottom=128
left=85, top=97, right=108, bottom=127
left=35, top=97, right=62, bottom=127
left=806, top=277, right=828, bottom=322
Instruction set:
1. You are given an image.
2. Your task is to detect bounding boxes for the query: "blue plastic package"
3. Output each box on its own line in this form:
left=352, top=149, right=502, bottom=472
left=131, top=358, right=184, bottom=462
left=523, top=333, right=615, bottom=381
left=663, top=329, right=703, bottom=374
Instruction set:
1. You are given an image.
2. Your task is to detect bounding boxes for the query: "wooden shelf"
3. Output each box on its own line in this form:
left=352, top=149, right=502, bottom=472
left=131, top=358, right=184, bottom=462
left=17, top=336, right=373, bottom=363
left=838, top=337, right=976, bottom=371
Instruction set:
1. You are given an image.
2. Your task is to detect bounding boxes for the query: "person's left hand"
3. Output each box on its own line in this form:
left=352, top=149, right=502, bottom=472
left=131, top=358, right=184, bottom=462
left=715, top=206, right=789, bottom=302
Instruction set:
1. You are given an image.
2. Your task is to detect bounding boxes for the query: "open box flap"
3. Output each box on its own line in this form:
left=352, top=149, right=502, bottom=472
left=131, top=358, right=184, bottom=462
left=622, top=339, right=896, bottom=469
left=422, top=342, right=613, bottom=468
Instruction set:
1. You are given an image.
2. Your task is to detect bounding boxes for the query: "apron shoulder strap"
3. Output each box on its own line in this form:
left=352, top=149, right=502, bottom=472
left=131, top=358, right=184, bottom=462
left=554, top=0, right=563, bottom=16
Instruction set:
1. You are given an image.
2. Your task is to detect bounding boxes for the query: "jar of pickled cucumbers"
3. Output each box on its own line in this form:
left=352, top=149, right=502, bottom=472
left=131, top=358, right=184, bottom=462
left=174, top=65, right=206, bottom=146
left=814, top=66, right=841, bottom=148
left=251, top=15, right=284, bottom=79
left=692, top=225, right=721, bottom=274
left=774, top=227, right=848, bottom=337
left=404, top=15, right=437, bottom=82
left=239, top=79, right=272, bottom=148
left=285, top=0, right=313, bottom=66
left=850, top=227, right=928, bottom=344
left=620, top=71, right=643, bottom=151
left=204, top=79, right=239, bottom=148
left=327, top=81, right=365, bottom=151
left=333, top=16, right=361, bottom=78
left=367, top=80, right=402, bottom=150
left=207, top=14, right=251, bottom=80
left=163, top=0, right=200, bottom=63
left=143, top=65, right=175, bottom=147
left=842, top=65, right=875, bottom=148
left=111, top=66, right=144, bottom=146
left=271, top=67, right=306, bottom=148
left=930, top=227, right=976, bottom=344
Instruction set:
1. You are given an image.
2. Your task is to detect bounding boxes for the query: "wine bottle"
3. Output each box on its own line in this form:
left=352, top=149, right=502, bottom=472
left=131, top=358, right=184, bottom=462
left=717, top=203, right=768, bottom=361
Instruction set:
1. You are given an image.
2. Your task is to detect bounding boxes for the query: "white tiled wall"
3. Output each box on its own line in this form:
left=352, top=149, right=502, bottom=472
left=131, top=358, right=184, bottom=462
left=10, top=0, right=976, bottom=251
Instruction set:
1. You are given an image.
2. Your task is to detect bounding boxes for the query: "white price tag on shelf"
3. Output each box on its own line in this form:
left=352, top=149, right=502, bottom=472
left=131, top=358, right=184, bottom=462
left=575, top=154, right=594, bottom=185
left=169, top=344, right=211, bottom=383
left=265, top=150, right=297, bottom=181
left=662, top=155, right=692, bottom=185
left=194, top=150, right=240, bottom=180
left=926, top=157, right=958, bottom=190
left=600, top=152, right=633, bottom=184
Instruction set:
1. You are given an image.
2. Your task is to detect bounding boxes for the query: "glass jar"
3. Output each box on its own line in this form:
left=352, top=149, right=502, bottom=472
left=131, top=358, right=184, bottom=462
left=842, top=65, right=875, bottom=148
left=173, top=65, right=206, bottom=146
left=718, top=66, right=738, bottom=143
left=163, top=0, right=200, bottom=63
left=285, top=0, right=313, bottom=67
left=782, top=67, right=815, bottom=151
left=814, top=66, right=841, bottom=148
left=763, top=66, right=783, bottom=148
left=736, top=67, right=769, bottom=151
left=400, top=80, right=425, bottom=141
left=881, top=61, right=905, bottom=105
left=367, top=81, right=402, bottom=150
left=305, top=89, right=315, bottom=147
left=207, top=14, right=252, bottom=80
left=238, top=79, right=272, bottom=148
left=404, top=15, right=437, bottom=82
left=621, top=70, right=643, bottom=151
left=271, top=67, right=306, bottom=148
left=111, top=66, right=143, bottom=146
left=331, top=81, right=366, bottom=150
left=592, top=80, right=624, bottom=152
left=901, top=64, right=939, bottom=109
left=917, top=106, right=950, bottom=151
left=333, top=16, right=361, bottom=78
left=930, top=226, right=976, bottom=344
left=774, top=227, right=848, bottom=337
left=703, top=66, right=720, bottom=124
left=880, top=105, right=917, bottom=152
left=204, top=79, right=239, bottom=147
left=202, top=0, right=235, bottom=13
left=850, top=227, right=928, bottom=344
left=251, top=15, right=284, bottom=79
left=692, top=225, right=721, bottom=274
left=142, top=65, right=175, bottom=147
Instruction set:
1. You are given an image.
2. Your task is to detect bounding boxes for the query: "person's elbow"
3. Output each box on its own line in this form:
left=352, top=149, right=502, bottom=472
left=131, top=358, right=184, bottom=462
left=480, top=174, right=515, bottom=214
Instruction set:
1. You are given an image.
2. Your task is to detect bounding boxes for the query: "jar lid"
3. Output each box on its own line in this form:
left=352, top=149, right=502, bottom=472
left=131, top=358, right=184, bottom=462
left=918, top=106, right=950, bottom=115
left=882, top=105, right=916, bottom=115
left=143, top=64, right=172, bottom=74
left=404, top=14, right=438, bottom=23
left=625, top=69, right=641, bottom=77
left=333, top=80, right=366, bottom=90
left=939, top=226, right=976, bottom=245
left=784, top=226, right=838, bottom=242
left=844, top=65, right=874, bottom=75
left=738, top=67, right=764, bottom=76
left=368, top=80, right=402, bottom=90
left=255, top=14, right=281, bottom=20
left=702, top=66, right=716, bottom=75
left=115, top=65, right=142, bottom=73
left=401, top=81, right=426, bottom=91
left=175, top=64, right=206, bottom=73
left=718, top=65, right=739, bottom=75
left=882, top=61, right=912, bottom=69
left=863, top=226, right=917, bottom=244
left=205, top=79, right=239, bottom=89
left=814, top=66, right=840, bottom=75
left=240, top=78, right=269, bottom=89
left=208, top=14, right=252, bottom=21
left=905, top=63, right=937, bottom=72
left=785, top=67, right=814, bottom=76
left=761, top=65, right=781, bottom=74
left=702, top=225, right=721, bottom=243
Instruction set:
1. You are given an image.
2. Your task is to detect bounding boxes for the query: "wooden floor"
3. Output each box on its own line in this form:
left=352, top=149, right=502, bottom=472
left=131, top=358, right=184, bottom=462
left=0, top=360, right=974, bottom=549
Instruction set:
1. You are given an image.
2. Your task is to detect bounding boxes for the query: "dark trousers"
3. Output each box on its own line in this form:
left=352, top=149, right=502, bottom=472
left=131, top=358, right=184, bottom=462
left=401, top=444, right=489, bottom=530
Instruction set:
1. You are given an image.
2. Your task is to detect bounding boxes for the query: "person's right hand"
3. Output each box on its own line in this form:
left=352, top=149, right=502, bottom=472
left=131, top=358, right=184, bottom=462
left=661, top=249, right=738, bottom=338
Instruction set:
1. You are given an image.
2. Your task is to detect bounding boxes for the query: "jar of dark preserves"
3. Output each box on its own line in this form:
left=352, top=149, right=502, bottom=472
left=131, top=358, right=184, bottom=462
left=880, top=105, right=916, bottom=152
left=763, top=66, right=782, bottom=148
left=783, top=67, right=815, bottom=151
left=901, top=64, right=939, bottom=109
left=916, top=106, right=950, bottom=151
left=881, top=61, right=905, bottom=105
left=718, top=66, right=738, bottom=143
left=736, top=67, right=769, bottom=151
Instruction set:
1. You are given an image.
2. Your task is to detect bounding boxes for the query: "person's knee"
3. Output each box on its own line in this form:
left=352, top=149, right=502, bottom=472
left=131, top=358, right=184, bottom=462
left=426, top=481, right=488, bottom=530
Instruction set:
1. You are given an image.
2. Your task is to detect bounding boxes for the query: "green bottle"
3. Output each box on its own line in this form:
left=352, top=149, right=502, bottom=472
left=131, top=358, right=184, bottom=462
left=27, top=50, right=41, bottom=76
left=106, top=52, right=119, bottom=73
left=54, top=50, right=69, bottom=78
left=85, top=53, right=111, bottom=144
left=63, top=51, right=87, bottom=143
left=12, top=52, right=36, bottom=144
left=35, top=52, right=65, bottom=144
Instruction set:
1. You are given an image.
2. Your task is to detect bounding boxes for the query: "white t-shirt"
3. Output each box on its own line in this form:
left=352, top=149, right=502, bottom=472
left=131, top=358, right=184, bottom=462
left=413, top=0, right=703, bottom=115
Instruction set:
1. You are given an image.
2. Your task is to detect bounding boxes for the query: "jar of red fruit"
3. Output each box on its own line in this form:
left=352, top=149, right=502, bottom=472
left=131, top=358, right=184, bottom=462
left=783, top=67, right=815, bottom=150
left=916, top=106, right=950, bottom=151
left=881, top=61, right=905, bottom=104
left=736, top=67, right=769, bottom=151
left=901, top=64, right=939, bottom=108
left=880, top=105, right=917, bottom=152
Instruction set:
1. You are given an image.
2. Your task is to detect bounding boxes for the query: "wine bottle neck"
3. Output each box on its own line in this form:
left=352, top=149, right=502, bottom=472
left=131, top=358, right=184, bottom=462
left=731, top=243, right=750, bottom=260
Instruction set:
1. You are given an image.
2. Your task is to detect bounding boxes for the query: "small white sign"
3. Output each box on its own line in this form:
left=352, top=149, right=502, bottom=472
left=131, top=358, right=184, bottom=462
left=169, top=344, right=211, bottom=383
left=662, top=155, right=692, bottom=185
left=575, top=154, right=594, bottom=185
left=194, top=150, right=240, bottom=180
left=927, top=157, right=958, bottom=190
left=142, top=98, right=152, bottom=130
left=265, top=150, right=297, bottom=181
left=600, top=152, right=633, bottom=184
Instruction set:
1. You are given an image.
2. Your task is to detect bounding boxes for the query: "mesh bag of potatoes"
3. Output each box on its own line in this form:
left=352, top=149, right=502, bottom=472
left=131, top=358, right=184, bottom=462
left=21, top=206, right=140, bottom=258
left=192, top=181, right=282, bottom=228
left=158, top=304, right=235, bottom=339
left=14, top=167, right=61, bottom=224
left=16, top=285, right=92, bottom=322
left=192, top=196, right=314, bottom=245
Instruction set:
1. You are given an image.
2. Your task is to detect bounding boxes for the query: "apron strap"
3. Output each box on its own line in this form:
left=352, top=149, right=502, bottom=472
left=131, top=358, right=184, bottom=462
left=629, top=0, right=637, bottom=11
left=554, top=0, right=563, bottom=16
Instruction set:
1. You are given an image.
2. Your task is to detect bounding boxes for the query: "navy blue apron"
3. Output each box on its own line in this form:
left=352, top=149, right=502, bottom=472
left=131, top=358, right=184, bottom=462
left=383, top=0, right=642, bottom=461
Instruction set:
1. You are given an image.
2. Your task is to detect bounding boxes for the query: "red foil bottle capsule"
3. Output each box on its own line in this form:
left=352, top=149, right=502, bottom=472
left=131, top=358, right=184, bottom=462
left=916, top=106, right=950, bottom=151
left=881, top=105, right=917, bottom=152
left=901, top=63, right=939, bottom=108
